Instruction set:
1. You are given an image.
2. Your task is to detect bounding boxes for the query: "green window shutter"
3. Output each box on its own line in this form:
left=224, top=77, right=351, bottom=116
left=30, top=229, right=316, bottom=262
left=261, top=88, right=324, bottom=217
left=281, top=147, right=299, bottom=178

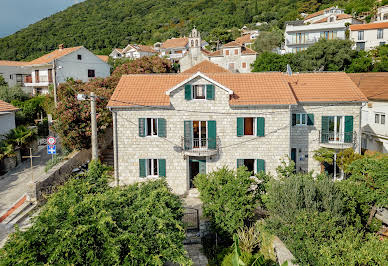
left=206, top=84, right=215, bottom=100
left=257, top=159, right=265, bottom=173
left=237, top=117, right=244, bottom=137
left=344, top=116, right=354, bottom=143
left=185, top=84, right=192, bottom=100
left=184, top=121, right=192, bottom=150
left=139, top=118, right=145, bottom=137
left=158, top=159, right=166, bottom=177
left=257, top=117, right=265, bottom=137
left=307, top=114, right=314, bottom=125
left=139, top=159, right=146, bottom=177
left=292, top=114, right=296, bottom=126
left=158, top=118, right=166, bottom=137
left=321, top=116, right=329, bottom=143
left=199, top=160, right=206, bottom=175
left=237, top=159, right=244, bottom=169
left=208, top=121, right=217, bottom=150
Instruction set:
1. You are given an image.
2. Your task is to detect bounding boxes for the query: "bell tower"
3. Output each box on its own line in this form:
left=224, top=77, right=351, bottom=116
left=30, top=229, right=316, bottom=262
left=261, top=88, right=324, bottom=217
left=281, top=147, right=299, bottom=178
left=189, top=26, right=201, bottom=58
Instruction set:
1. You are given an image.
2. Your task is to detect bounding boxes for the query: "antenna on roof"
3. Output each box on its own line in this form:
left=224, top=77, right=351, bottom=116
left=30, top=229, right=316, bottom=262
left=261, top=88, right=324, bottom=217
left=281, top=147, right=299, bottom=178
left=286, top=64, right=292, bottom=76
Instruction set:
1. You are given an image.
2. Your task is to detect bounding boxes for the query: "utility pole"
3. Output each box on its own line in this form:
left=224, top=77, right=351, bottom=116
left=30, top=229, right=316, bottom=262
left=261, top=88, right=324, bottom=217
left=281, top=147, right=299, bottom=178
left=53, top=59, right=58, bottom=107
left=90, top=92, right=98, bottom=160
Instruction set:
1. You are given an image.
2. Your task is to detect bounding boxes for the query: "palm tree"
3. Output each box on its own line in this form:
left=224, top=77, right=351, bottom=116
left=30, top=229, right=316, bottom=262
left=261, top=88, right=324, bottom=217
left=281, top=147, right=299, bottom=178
left=0, top=141, right=15, bottom=161
left=5, top=126, right=38, bottom=148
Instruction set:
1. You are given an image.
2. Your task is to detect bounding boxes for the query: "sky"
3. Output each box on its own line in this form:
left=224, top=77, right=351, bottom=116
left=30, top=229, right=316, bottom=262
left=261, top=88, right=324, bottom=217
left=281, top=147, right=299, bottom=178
left=0, top=0, right=85, bottom=38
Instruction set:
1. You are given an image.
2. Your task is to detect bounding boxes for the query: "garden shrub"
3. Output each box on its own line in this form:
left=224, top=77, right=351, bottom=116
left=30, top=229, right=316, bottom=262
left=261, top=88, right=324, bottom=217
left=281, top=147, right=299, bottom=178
left=0, top=161, right=190, bottom=265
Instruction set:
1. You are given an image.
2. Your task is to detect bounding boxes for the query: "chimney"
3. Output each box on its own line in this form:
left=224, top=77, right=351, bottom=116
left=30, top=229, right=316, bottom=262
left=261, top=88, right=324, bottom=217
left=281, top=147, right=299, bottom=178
left=58, top=44, right=64, bottom=50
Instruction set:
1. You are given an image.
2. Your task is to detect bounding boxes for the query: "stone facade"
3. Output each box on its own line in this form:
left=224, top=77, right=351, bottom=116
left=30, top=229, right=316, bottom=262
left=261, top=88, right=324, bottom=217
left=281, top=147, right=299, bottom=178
left=112, top=77, right=362, bottom=194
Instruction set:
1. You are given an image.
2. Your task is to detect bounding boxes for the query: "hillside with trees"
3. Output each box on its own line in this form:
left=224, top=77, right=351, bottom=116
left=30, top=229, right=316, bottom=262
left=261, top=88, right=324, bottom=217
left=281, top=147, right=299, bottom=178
left=0, top=0, right=382, bottom=61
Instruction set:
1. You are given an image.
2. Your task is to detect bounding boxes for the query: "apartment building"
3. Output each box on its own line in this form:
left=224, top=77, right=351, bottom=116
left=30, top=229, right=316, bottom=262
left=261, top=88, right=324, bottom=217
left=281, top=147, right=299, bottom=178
left=350, top=22, right=388, bottom=51
left=107, top=62, right=366, bottom=194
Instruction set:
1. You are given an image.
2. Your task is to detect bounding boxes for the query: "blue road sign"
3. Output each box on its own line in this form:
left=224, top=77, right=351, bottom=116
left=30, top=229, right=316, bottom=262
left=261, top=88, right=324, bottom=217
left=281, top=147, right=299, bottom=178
left=47, top=145, right=56, bottom=155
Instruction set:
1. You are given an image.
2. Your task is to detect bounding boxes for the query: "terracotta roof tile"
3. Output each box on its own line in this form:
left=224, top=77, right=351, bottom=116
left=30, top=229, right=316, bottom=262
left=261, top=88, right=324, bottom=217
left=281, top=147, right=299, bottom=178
left=348, top=73, right=388, bottom=101
left=350, top=21, right=388, bottom=31
left=313, top=14, right=353, bottom=24
left=181, top=61, right=230, bottom=74
left=208, top=50, right=222, bottom=57
left=161, top=37, right=188, bottom=49
left=287, top=72, right=367, bottom=103
left=305, top=7, right=332, bottom=20
left=29, top=46, right=83, bottom=65
left=0, top=60, right=29, bottom=66
left=241, top=47, right=257, bottom=55
left=97, top=55, right=109, bottom=62
left=235, top=34, right=253, bottom=45
left=201, top=49, right=212, bottom=55
left=0, top=100, right=19, bottom=112
left=136, top=45, right=156, bottom=53
left=223, top=41, right=242, bottom=48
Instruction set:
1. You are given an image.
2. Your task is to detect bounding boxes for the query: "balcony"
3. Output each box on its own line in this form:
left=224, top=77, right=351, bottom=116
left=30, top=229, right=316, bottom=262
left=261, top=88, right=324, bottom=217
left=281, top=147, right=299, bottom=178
left=182, top=137, right=220, bottom=157
left=286, top=38, right=319, bottom=46
left=319, top=131, right=356, bottom=149
left=24, top=75, right=52, bottom=87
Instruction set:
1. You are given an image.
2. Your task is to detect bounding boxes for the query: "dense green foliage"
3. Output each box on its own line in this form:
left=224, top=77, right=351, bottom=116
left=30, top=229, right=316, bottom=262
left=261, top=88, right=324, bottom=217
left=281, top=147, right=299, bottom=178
left=52, top=56, right=172, bottom=151
left=194, top=166, right=263, bottom=237
left=0, top=161, right=190, bottom=265
left=0, top=76, right=7, bottom=86
left=264, top=156, right=388, bottom=265
left=11, top=96, right=46, bottom=125
left=0, top=86, right=29, bottom=103
left=0, top=0, right=379, bottom=60
left=252, top=40, right=388, bottom=72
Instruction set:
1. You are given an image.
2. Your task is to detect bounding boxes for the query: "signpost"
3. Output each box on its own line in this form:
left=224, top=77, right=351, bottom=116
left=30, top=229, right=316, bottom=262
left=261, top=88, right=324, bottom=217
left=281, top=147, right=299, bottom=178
left=47, top=136, right=57, bottom=162
left=22, top=148, right=40, bottom=185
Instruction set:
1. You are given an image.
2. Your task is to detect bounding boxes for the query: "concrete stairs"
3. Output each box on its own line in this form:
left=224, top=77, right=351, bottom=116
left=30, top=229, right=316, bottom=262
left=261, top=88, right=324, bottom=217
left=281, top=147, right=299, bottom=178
left=100, top=141, right=114, bottom=167
left=0, top=194, right=36, bottom=226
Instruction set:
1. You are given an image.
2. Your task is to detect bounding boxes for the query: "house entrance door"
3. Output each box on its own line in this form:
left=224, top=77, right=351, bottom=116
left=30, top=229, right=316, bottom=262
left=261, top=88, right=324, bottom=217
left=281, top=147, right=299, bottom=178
left=189, top=157, right=206, bottom=188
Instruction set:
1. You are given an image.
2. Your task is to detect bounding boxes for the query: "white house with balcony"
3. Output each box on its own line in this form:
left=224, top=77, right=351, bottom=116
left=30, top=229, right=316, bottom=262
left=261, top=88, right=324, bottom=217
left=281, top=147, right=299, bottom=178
left=107, top=61, right=366, bottom=194
left=23, top=45, right=110, bottom=95
left=0, top=61, right=31, bottom=93
left=284, top=7, right=361, bottom=53
left=372, top=5, right=388, bottom=22
left=350, top=22, right=388, bottom=51
left=109, top=44, right=157, bottom=60
left=349, top=73, right=388, bottom=153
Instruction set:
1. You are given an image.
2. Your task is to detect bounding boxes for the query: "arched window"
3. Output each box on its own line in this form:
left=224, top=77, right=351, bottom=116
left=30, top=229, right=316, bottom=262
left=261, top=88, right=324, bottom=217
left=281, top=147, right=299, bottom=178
left=191, top=40, right=194, bottom=47
left=195, top=40, right=199, bottom=47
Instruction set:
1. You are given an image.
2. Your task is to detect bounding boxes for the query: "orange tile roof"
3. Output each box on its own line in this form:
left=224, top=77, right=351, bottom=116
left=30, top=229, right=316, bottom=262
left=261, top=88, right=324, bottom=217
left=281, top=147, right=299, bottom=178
left=241, top=47, right=257, bottom=55
left=136, top=45, right=156, bottom=53
left=235, top=34, right=253, bottom=45
left=313, top=14, right=353, bottom=24
left=97, top=55, right=109, bottom=62
left=287, top=72, right=367, bottom=103
left=350, top=21, right=388, bottom=31
left=108, top=72, right=368, bottom=108
left=201, top=49, right=212, bottom=55
left=348, top=73, right=388, bottom=101
left=29, top=46, right=83, bottom=65
left=161, top=37, right=188, bottom=49
left=0, top=60, right=29, bottom=66
left=0, top=100, right=19, bottom=112
left=305, top=9, right=327, bottom=20
left=181, top=61, right=230, bottom=74
left=223, top=41, right=242, bottom=48
left=208, top=50, right=222, bottom=57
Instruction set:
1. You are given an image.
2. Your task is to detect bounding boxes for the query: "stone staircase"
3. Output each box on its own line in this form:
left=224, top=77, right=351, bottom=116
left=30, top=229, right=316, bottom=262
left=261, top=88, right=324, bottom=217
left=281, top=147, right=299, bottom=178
left=100, top=141, right=114, bottom=167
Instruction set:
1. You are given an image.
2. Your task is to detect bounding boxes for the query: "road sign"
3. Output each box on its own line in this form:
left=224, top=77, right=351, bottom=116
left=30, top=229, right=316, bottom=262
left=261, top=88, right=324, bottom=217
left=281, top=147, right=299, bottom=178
left=47, top=136, right=56, bottom=145
left=47, top=145, right=56, bottom=155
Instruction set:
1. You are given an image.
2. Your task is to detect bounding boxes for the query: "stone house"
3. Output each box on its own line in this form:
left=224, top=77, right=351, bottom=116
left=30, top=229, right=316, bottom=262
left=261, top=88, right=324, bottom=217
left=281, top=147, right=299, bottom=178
left=107, top=63, right=366, bottom=194
left=349, top=73, right=388, bottom=153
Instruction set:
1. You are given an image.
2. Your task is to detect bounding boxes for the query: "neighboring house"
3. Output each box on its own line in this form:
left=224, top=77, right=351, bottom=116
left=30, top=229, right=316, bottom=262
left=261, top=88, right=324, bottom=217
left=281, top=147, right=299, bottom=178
left=24, top=45, right=110, bottom=95
left=350, top=22, right=388, bottom=51
left=349, top=73, right=388, bottom=153
left=109, top=48, right=124, bottom=59
left=372, top=5, right=388, bottom=22
left=284, top=6, right=361, bottom=53
left=235, top=33, right=258, bottom=49
left=0, top=100, right=19, bottom=138
left=107, top=64, right=366, bottom=194
left=0, top=61, right=31, bottom=93
left=159, top=37, right=189, bottom=62
left=97, top=55, right=109, bottom=63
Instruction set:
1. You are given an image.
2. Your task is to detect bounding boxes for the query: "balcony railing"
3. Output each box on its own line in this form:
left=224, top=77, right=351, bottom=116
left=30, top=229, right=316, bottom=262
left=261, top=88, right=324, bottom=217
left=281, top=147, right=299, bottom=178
left=319, top=131, right=355, bottom=147
left=286, top=38, right=319, bottom=45
left=24, top=75, right=51, bottom=84
left=182, top=137, right=219, bottom=156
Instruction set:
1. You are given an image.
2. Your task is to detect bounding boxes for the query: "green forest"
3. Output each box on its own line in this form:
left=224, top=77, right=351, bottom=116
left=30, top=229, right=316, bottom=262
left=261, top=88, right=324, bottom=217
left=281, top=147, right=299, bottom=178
left=0, top=0, right=382, bottom=61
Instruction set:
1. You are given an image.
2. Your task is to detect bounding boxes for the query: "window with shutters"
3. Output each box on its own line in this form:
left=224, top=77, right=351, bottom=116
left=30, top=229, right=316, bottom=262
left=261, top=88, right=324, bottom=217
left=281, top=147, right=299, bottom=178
left=295, top=114, right=307, bottom=125
left=147, top=159, right=159, bottom=176
left=292, top=113, right=314, bottom=126
left=321, top=115, right=353, bottom=143
left=237, top=159, right=265, bottom=175
left=139, top=118, right=166, bottom=137
left=244, top=117, right=254, bottom=135
left=139, top=159, right=166, bottom=177
left=146, top=118, right=158, bottom=136
left=193, top=85, right=206, bottom=99
left=237, top=117, right=265, bottom=137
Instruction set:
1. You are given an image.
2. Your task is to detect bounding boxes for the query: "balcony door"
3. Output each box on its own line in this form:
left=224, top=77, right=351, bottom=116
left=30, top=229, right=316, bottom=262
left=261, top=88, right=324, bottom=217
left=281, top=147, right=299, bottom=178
left=35, top=70, right=39, bottom=83
left=328, top=116, right=344, bottom=142
left=193, top=121, right=207, bottom=149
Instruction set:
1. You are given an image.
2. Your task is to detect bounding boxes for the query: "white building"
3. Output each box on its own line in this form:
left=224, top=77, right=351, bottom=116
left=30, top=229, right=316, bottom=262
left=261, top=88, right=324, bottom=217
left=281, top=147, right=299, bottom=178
left=350, top=22, right=388, bottom=51
left=24, top=45, right=110, bottom=95
left=0, top=61, right=31, bottom=93
left=0, top=100, right=18, bottom=138
left=372, top=5, right=388, bottom=22
left=284, top=7, right=361, bottom=53
left=349, top=73, right=388, bottom=153
left=109, top=45, right=156, bottom=59
left=235, top=32, right=259, bottom=49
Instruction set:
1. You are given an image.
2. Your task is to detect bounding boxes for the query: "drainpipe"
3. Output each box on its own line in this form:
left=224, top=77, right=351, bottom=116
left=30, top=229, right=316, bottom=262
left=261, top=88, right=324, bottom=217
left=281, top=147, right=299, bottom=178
left=358, top=103, right=365, bottom=154
left=289, top=104, right=292, bottom=159
left=111, top=108, right=119, bottom=186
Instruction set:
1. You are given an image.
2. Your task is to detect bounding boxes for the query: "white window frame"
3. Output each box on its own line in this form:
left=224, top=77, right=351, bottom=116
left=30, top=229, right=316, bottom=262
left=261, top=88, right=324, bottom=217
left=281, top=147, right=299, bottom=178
left=146, top=159, right=159, bottom=177
left=375, top=112, right=386, bottom=124
left=192, top=84, right=206, bottom=100
left=328, top=116, right=345, bottom=143
left=358, top=30, right=364, bottom=41
left=243, top=117, right=256, bottom=136
left=192, top=120, right=208, bottom=149
left=377, top=29, right=384, bottom=39
left=295, top=113, right=307, bottom=126
left=145, top=118, right=158, bottom=136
